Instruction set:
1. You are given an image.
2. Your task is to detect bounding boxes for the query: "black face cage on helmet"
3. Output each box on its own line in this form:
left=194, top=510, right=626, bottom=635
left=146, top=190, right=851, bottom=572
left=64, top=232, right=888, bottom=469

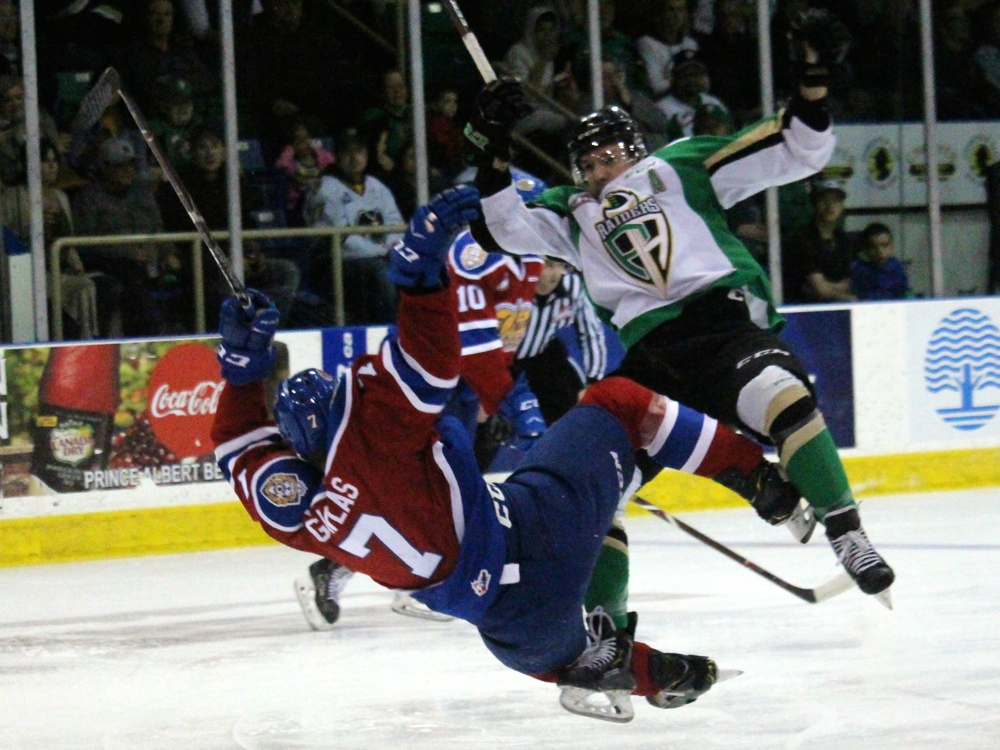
left=567, top=105, right=648, bottom=186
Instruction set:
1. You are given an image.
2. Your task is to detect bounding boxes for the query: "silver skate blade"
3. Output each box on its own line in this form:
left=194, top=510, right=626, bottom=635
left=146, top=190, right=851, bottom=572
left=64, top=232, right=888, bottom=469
left=787, top=499, right=817, bottom=544
left=559, top=687, right=634, bottom=723
left=874, top=587, right=893, bottom=610
left=716, top=668, right=743, bottom=684
left=293, top=577, right=337, bottom=632
left=390, top=593, right=454, bottom=622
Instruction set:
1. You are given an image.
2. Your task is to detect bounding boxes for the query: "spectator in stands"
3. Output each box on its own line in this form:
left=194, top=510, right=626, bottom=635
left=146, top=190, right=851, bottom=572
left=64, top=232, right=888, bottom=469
left=72, top=136, right=165, bottom=336
left=934, top=3, right=977, bottom=120
left=385, top=139, right=418, bottom=222
left=699, top=0, right=760, bottom=124
left=275, top=119, right=335, bottom=224
left=601, top=61, right=674, bottom=150
left=560, top=0, right=639, bottom=90
left=852, top=222, right=911, bottom=301
left=149, top=75, right=200, bottom=169
left=248, top=0, right=383, bottom=160
left=118, top=0, right=219, bottom=117
left=782, top=178, right=856, bottom=304
left=0, top=75, right=64, bottom=186
left=503, top=6, right=574, bottom=137
left=306, top=128, right=402, bottom=325
left=427, top=87, right=465, bottom=179
left=635, top=0, right=698, bottom=98
left=158, top=125, right=301, bottom=327
left=360, top=69, right=412, bottom=182
left=973, top=1, right=1000, bottom=117
left=656, top=50, right=732, bottom=140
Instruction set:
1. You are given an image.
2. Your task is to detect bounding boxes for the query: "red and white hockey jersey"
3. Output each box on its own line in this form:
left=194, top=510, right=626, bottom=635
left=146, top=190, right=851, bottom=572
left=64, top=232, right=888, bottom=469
left=447, top=229, right=543, bottom=414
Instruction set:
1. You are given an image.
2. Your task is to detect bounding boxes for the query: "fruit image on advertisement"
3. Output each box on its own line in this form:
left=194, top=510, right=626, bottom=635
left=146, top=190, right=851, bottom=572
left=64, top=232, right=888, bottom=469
left=145, top=342, right=224, bottom=459
left=30, top=344, right=120, bottom=493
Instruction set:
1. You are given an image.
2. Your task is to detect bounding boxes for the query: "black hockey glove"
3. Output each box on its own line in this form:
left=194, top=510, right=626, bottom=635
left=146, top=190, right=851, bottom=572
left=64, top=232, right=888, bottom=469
left=788, top=8, right=851, bottom=89
left=465, top=77, right=533, bottom=163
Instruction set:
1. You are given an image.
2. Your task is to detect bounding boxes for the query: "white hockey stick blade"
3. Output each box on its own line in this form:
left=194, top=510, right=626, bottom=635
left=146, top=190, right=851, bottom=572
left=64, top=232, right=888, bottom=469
left=874, top=587, right=893, bottom=610
left=390, top=593, right=454, bottom=622
left=294, top=577, right=338, bottom=631
left=787, top=499, right=817, bottom=544
left=559, top=687, right=634, bottom=723
left=810, top=571, right=856, bottom=603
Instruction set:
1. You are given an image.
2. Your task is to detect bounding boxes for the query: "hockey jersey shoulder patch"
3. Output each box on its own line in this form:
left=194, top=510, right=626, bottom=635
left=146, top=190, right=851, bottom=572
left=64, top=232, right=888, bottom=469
left=449, top=231, right=506, bottom=280
left=251, top=456, right=323, bottom=532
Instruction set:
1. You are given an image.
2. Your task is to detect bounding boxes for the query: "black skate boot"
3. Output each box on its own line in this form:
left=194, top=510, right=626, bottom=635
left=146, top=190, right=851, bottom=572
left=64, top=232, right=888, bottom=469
left=825, top=507, right=895, bottom=603
left=557, top=608, right=638, bottom=723
left=294, top=558, right=355, bottom=631
left=715, top=459, right=817, bottom=543
left=645, top=651, right=719, bottom=709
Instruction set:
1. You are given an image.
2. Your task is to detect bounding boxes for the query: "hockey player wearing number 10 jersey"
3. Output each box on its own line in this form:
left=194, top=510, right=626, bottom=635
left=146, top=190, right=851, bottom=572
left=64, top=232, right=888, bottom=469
left=212, top=186, right=795, bottom=721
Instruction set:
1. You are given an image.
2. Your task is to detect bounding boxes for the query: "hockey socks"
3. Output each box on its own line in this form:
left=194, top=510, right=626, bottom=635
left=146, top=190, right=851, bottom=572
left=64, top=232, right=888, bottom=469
left=580, top=376, right=763, bottom=480
left=584, top=523, right=630, bottom=629
left=778, top=413, right=854, bottom=521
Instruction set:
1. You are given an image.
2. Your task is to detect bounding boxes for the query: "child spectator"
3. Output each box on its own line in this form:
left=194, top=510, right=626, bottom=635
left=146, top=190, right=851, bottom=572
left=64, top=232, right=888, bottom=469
left=656, top=50, right=732, bottom=140
left=426, top=87, right=465, bottom=178
left=852, top=222, right=911, bottom=301
left=149, top=75, right=200, bottom=168
left=275, top=120, right=335, bottom=223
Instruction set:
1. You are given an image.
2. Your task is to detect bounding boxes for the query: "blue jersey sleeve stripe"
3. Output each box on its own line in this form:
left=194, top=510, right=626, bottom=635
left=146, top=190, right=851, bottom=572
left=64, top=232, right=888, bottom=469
left=649, top=404, right=706, bottom=470
left=382, top=341, right=453, bottom=414
left=396, top=337, right=459, bottom=389
left=460, top=326, right=501, bottom=350
left=678, top=416, right=718, bottom=474
left=214, top=425, right=281, bottom=464
left=251, top=455, right=323, bottom=532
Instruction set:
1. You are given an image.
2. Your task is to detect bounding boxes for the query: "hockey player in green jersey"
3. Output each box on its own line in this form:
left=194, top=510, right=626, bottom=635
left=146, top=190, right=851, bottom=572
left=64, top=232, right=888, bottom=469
left=465, top=9, right=894, bottom=607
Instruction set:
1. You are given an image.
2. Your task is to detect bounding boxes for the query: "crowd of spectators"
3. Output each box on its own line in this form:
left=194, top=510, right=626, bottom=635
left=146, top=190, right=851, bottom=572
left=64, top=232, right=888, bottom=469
left=0, top=0, right=993, bottom=342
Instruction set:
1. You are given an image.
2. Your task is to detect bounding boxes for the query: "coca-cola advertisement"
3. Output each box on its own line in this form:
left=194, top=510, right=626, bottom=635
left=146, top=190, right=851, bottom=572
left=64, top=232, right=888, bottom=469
left=0, top=337, right=288, bottom=497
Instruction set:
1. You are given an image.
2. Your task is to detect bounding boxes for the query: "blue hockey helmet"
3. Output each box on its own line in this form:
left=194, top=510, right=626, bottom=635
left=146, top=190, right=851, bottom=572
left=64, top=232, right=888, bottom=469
left=274, top=368, right=338, bottom=459
left=509, top=167, right=548, bottom=203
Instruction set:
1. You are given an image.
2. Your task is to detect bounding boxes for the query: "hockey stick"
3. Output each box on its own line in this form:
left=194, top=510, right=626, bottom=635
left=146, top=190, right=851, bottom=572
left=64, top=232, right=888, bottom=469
left=79, top=68, right=252, bottom=311
left=631, top=495, right=855, bottom=604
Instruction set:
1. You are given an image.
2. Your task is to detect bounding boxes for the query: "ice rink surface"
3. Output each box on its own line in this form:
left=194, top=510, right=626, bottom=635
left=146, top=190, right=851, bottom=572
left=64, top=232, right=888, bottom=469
left=2, top=487, right=999, bottom=749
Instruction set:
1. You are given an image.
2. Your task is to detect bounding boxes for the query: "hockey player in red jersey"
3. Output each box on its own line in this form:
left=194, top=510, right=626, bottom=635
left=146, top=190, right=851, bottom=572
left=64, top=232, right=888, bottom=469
left=212, top=186, right=795, bottom=721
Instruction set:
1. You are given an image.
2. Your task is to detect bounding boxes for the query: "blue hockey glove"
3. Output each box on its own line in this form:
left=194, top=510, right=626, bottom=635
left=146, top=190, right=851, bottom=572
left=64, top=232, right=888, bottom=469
left=217, top=289, right=279, bottom=385
left=388, top=185, right=481, bottom=289
left=498, top=374, right=547, bottom=449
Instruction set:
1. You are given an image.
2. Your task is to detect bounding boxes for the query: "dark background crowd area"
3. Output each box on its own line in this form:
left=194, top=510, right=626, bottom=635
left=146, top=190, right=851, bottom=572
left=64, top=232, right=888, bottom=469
left=1, top=0, right=998, bottom=341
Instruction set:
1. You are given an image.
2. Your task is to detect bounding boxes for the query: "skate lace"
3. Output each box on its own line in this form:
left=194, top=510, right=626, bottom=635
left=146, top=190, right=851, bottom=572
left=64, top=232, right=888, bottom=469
left=577, top=607, right=618, bottom=670
left=832, top=529, right=883, bottom=574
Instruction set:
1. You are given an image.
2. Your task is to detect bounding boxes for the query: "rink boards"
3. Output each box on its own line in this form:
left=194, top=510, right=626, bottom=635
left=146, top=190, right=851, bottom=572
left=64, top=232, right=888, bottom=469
left=2, top=297, right=1000, bottom=566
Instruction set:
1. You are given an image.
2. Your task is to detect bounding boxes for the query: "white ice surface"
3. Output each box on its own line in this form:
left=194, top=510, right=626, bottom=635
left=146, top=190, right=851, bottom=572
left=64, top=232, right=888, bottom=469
left=2, top=488, right=999, bottom=749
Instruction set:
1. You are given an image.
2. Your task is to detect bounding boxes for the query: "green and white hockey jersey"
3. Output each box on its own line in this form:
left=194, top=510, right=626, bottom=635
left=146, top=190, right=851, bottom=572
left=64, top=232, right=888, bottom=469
left=480, top=109, right=835, bottom=348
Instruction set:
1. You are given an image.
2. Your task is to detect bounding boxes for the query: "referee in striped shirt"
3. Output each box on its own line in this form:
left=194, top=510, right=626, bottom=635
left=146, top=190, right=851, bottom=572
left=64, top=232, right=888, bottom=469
left=513, top=260, right=610, bottom=425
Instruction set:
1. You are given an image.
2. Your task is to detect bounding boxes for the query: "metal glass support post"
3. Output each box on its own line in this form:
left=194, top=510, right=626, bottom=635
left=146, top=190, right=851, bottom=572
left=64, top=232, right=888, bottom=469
left=758, top=0, right=782, bottom=304
left=333, top=235, right=346, bottom=326
left=588, top=0, right=603, bottom=109
left=20, top=0, right=47, bottom=340
left=221, top=0, right=245, bottom=283
left=193, top=239, right=206, bottom=332
left=408, top=0, right=429, bottom=206
left=920, top=0, right=945, bottom=297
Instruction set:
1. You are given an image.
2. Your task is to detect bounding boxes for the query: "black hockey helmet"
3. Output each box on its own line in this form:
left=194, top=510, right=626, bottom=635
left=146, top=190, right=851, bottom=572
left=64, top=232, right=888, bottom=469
left=567, top=105, right=647, bottom=184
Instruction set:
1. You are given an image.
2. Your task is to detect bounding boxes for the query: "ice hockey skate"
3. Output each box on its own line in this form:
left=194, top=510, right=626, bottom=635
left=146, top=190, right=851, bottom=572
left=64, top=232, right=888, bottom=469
left=294, top=558, right=355, bottom=630
left=716, top=460, right=817, bottom=543
left=644, top=651, right=738, bottom=709
left=557, top=608, right=638, bottom=723
left=391, top=591, right=454, bottom=622
left=825, top=507, right=895, bottom=607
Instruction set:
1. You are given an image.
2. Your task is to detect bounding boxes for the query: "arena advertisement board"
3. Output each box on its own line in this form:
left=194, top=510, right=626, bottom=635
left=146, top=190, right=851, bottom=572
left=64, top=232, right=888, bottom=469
left=779, top=309, right=856, bottom=448
left=907, top=299, right=1000, bottom=444
left=0, top=337, right=290, bottom=499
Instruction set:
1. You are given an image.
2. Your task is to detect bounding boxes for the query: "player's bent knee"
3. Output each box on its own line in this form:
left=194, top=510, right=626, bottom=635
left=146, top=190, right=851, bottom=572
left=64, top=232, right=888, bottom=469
left=735, top=365, right=812, bottom=438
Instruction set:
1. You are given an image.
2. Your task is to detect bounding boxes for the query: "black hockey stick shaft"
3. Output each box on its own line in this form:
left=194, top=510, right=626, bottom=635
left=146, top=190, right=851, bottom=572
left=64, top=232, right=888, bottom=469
left=632, top=495, right=853, bottom=604
left=114, top=79, right=251, bottom=312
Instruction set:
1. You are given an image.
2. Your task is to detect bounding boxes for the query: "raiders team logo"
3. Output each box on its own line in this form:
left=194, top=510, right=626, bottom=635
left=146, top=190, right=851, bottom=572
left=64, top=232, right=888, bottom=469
left=261, top=472, right=309, bottom=507
left=595, top=189, right=672, bottom=291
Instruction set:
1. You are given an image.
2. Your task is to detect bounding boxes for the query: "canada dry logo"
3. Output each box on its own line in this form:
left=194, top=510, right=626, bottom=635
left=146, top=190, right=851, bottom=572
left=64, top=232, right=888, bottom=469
left=261, top=472, right=308, bottom=507
left=50, top=419, right=95, bottom=466
left=924, top=308, right=1000, bottom=431
left=595, top=189, right=672, bottom=292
